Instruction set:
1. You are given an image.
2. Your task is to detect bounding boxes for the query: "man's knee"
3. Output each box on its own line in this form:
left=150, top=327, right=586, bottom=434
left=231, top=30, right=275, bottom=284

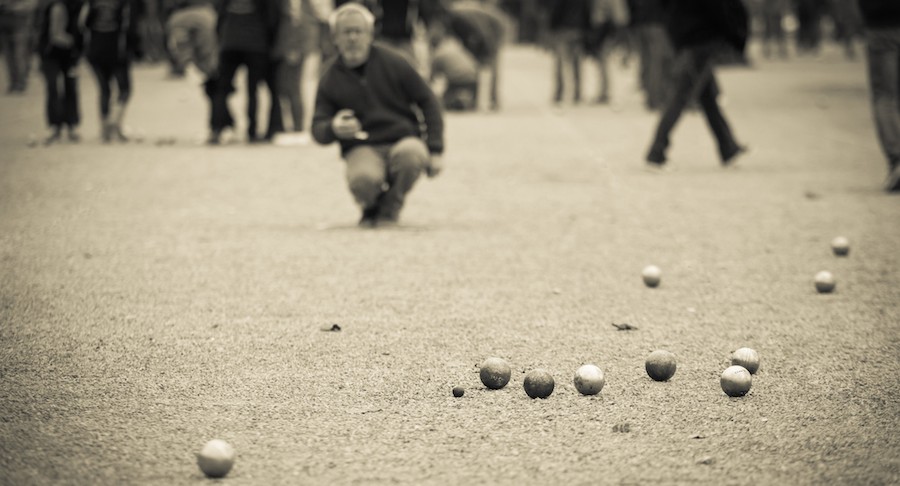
left=389, top=137, right=429, bottom=174
left=346, top=147, right=387, bottom=205
left=347, top=170, right=384, bottom=206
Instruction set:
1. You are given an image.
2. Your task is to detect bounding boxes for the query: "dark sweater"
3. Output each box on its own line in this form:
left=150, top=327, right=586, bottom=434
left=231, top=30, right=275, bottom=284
left=858, top=0, right=900, bottom=28
left=312, top=44, right=444, bottom=155
left=664, top=0, right=748, bottom=53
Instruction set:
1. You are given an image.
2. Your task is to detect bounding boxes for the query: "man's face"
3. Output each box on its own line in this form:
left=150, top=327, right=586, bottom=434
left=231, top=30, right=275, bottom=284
left=333, top=12, right=373, bottom=68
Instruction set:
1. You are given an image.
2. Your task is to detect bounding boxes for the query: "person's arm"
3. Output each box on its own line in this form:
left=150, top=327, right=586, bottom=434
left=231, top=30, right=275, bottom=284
left=48, top=2, right=74, bottom=48
left=311, top=82, right=339, bottom=145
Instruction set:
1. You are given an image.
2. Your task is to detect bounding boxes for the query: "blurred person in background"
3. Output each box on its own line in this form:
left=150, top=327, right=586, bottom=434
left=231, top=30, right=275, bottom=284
left=36, top=0, right=83, bottom=143
left=795, top=0, right=824, bottom=55
left=445, top=0, right=505, bottom=110
left=645, top=0, right=749, bottom=168
left=209, top=0, right=281, bottom=144
left=312, top=3, right=444, bottom=227
left=163, top=0, right=220, bottom=136
left=370, top=0, right=445, bottom=71
left=583, top=0, right=628, bottom=105
left=627, top=0, right=672, bottom=110
left=829, top=0, right=862, bottom=60
left=858, top=0, right=900, bottom=192
left=429, top=19, right=479, bottom=111
left=83, top=0, right=143, bottom=142
left=270, top=0, right=326, bottom=145
left=0, top=0, right=38, bottom=93
left=548, top=0, right=589, bottom=104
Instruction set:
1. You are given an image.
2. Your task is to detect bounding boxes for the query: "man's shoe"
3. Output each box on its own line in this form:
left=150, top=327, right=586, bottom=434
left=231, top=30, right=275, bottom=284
left=358, top=206, right=379, bottom=228
left=885, top=164, right=900, bottom=193
left=722, top=145, right=748, bottom=167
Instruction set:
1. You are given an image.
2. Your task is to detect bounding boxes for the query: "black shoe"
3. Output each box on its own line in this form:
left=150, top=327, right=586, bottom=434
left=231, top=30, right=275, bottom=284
left=358, top=206, right=378, bottom=228
left=722, top=145, right=747, bottom=167
left=646, top=149, right=666, bottom=165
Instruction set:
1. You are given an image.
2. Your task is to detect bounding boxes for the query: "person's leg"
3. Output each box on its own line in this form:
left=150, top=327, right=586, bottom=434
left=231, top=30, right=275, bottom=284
left=646, top=47, right=702, bottom=164
left=552, top=33, right=565, bottom=103
left=596, top=49, right=609, bottom=104
left=210, top=50, right=240, bottom=142
left=379, top=136, right=429, bottom=223
left=864, top=28, right=900, bottom=190
left=62, top=56, right=80, bottom=138
left=696, top=70, right=743, bottom=164
left=486, top=53, right=499, bottom=110
left=264, top=56, right=283, bottom=140
left=90, top=60, right=114, bottom=141
left=244, top=51, right=267, bottom=141
left=344, top=145, right=388, bottom=226
left=570, top=36, right=582, bottom=103
left=108, top=61, right=132, bottom=141
left=41, top=57, right=63, bottom=141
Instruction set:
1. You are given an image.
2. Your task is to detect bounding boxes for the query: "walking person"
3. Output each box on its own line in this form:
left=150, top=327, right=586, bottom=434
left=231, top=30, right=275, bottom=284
left=270, top=0, right=323, bottom=145
left=83, top=0, right=143, bottom=142
left=163, top=0, right=220, bottom=137
left=547, top=0, right=589, bottom=104
left=312, top=3, right=444, bottom=227
left=645, top=0, right=748, bottom=168
left=584, top=0, right=628, bottom=105
left=36, top=0, right=83, bottom=143
left=0, top=0, right=38, bottom=93
left=209, top=0, right=282, bottom=144
left=858, top=0, right=900, bottom=192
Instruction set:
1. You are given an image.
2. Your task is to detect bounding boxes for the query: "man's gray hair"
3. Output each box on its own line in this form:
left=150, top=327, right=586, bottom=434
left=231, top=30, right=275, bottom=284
left=328, top=2, right=376, bottom=32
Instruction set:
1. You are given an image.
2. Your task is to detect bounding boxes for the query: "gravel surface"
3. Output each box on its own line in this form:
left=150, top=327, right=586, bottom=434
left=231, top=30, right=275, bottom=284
left=1, top=43, right=899, bottom=485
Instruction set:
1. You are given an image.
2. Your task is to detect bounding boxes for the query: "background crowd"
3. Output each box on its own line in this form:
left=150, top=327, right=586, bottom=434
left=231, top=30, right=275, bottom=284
left=1, top=0, right=897, bottom=191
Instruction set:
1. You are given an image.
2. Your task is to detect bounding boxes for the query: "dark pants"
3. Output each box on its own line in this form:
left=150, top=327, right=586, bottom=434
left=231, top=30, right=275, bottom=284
left=265, top=58, right=283, bottom=139
left=212, top=49, right=269, bottom=138
left=40, top=55, right=80, bottom=128
left=88, top=59, right=131, bottom=117
left=647, top=43, right=741, bottom=164
left=864, top=27, right=900, bottom=170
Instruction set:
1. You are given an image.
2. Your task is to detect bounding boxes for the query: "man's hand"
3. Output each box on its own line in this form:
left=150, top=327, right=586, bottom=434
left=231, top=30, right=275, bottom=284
left=425, top=154, right=443, bottom=178
left=331, top=109, right=364, bottom=140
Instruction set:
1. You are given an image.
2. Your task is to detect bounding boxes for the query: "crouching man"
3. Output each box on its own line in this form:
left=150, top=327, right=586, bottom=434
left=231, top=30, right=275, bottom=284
left=312, top=2, right=444, bottom=227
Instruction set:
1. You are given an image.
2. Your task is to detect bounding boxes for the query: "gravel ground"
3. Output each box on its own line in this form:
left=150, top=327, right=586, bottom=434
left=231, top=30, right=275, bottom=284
left=1, top=43, right=899, bottom=485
